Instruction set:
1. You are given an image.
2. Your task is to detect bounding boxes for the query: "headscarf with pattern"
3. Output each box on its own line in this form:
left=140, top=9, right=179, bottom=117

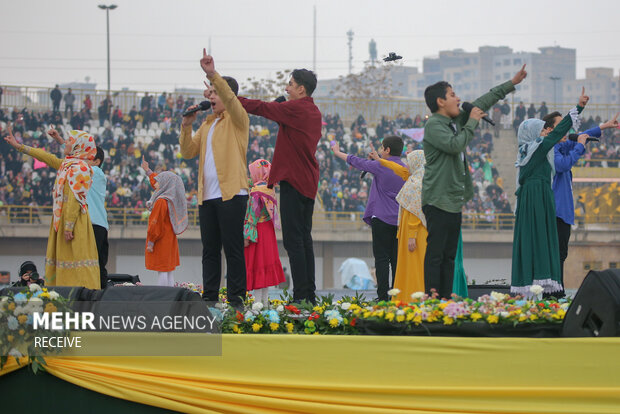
left=395, top=150, right=426, bottom=228
left=52, top=130, right=96, bottom=232
left=147, top=171, right=188, bottom=235
left=248, top=159, right=279, bottom=228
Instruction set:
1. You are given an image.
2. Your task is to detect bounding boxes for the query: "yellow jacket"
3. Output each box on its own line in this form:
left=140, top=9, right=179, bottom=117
left=179, top=73, right=249, bottom=202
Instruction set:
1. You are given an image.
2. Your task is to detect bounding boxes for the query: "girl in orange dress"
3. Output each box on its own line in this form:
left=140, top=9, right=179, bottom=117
left=142, top=157, right=188, bottom=286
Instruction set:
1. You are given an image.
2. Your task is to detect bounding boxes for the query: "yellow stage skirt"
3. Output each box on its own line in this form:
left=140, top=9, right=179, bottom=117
left=2, top=334, right=620, bottom=413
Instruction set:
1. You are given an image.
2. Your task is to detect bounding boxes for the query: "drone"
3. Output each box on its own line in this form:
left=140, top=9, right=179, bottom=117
left=383, top=52, right=402, bottom=62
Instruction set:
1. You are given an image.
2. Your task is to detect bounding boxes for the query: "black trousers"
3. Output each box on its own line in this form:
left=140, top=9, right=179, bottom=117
left=280, top=181, right=316, bottom=304
left=52, top=100, right=60, bottom=112
left=92, top=224, right=108, bottom=289
left=556, top=217, right=571, bottom=288
left=423, top=205, right=461, bottom=299
left=199, top=195, right=248, bottom=307
left=371, top=217, right=398, bottom=301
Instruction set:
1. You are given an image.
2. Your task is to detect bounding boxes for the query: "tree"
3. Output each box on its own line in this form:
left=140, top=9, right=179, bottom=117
left=241, top=69, right=292, bottom=99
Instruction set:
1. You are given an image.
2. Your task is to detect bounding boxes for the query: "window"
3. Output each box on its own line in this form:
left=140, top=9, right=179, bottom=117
left=495, top=61, right=501, bottom=67
left=513, top=58, right=521, bottom=65
left=583, top=261, right=603, bottom=271
left=495, top=75, right=501, bottom=81
left=503, top=59, right=510, bottom=66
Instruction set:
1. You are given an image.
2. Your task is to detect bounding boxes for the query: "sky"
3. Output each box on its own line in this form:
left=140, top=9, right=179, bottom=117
left=1, top=0, right=619, bottom=93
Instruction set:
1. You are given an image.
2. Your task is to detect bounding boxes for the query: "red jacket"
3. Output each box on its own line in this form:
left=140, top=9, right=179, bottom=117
left=238, top=96, right=322, bottom=199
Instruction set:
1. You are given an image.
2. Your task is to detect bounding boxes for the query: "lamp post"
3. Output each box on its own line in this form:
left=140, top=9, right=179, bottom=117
left=98, top=4, right=117, bottom=94
left=549, top=76, right=561, bottom=106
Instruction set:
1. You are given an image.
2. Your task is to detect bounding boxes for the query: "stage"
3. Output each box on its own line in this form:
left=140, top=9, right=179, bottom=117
left=3, top=333, right=620, bottom=413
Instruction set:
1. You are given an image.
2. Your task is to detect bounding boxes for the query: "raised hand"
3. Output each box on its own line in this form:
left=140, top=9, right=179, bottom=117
left=578, top=87, right=589, bottom=107
left=368, top=143, right=380, bottom=160
left=200, top=49, right=216, bottom=77
left=141, top=156, right=150, bottom=173
left=3, top=124, right=20, bottom=149
left=511, top=64, right=527, bottom=85
left=330, top=141, right=341, bottom=154
left=600, top=112, right=619, bottom=130
left=48, top=127, right=64, bottom=144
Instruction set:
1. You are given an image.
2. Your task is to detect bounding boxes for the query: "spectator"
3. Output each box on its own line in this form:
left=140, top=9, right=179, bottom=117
left=0, top=270, right=10, bottom=289
left=50, top=85, right=62, bottom=113
left=64, top=88, right=75, bottom=118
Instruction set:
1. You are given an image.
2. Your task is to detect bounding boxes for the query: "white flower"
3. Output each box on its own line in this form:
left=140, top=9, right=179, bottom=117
left=500, top=311, right=509, bottom=318
left=8, top=348, right=23, bottom=358
left=48, top=291, right=60, bottom=300
left=411, top=292, right=425, bottom=300
left=251, top=302, right=264, bottom=312
left=214, top=303, right=224, bottom=309
left=340, top=302, right=351, bottom=311
left=387, top=288, right=400, bottom=297
left=276, top=305, right=284, bottom=312
left=29, top=283, right=42, bottom=292
left=396, top=309, right=405, bottom=316
left=490, top=291, right=508, bottom=302
left=529, top=285, right=544, bottom=296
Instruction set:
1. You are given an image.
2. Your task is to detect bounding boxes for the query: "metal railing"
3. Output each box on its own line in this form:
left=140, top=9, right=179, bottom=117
left=3, top=205, right=619, bottom=230
left=2, top=84, right=619, bottom=126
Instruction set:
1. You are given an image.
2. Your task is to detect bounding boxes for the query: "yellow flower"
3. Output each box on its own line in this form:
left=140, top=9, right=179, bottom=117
left=313, top=331, right=320, bottom=335
left=519, top=315, right=528, bottom=322
left=269, top=322, right=279, bottom=331
left=18, top=329, right=25, bottom=336
left=252, top=323, right=263, bottom=332
left=396, top=314, right=405, bottom=323
left=232, top=325, right=240, bottom=333
left=406, top=312, right=416, bottom=321
left=439, top=302, right=449, bottom=310
left=18, top=315, right=28, bottom=325
left=40, top=292, right=50, bottom=299
left=353, top=308, right=362, bottom=316
left=286, top=322, right=294, bottom=333
left=8, top=303, right=16, bottom=311
left=413, top=315, right=422, bottom=325
left=363, top=311, right=371, bottom=318
left=487, top=315, right=499, bottom=324
left=443, top=316, right=454, bottom=325
left=329, top=318, right=339, bottom=328
left=529, top=314, right=538, bottom=321
left=44, top=303, right=57, bottom=313
left=470, top=312, right=482, bottom=321
left=385, top=312, right=395, bottom=322
left=7, top=335, right=14, bottom=342
left=349, top=304, right=360, bottom=311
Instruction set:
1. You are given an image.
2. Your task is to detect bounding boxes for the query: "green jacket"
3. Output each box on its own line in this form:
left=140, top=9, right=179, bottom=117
left=422, top=80, right=515, bottom=213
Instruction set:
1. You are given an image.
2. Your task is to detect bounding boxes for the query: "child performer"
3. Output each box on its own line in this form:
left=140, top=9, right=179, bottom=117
left=142, top=157, right=188, bottom=286
left=243, top=159, right=285, bottom=305
left=511, top=89, right=589, bottom=297
left=4, top=126, right=100, bottom=289
left=376, top=150, right=427, bottom=302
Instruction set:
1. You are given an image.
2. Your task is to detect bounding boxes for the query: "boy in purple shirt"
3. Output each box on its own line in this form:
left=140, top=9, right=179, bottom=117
left=331, top=136, right=405, bottom=301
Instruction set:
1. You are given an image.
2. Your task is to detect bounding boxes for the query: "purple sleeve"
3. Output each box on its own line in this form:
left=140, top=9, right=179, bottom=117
left=346, top=154, right=383, bottom=175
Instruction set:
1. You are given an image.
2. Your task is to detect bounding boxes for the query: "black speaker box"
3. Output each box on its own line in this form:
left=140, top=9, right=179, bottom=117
left=562, top=269, right=620, bottom=337
left=106, top=274, right=141, bottom=286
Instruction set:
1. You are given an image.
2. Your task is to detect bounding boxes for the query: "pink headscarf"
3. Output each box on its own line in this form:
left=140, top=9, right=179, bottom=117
left=248, top=159, right=279, bottom=228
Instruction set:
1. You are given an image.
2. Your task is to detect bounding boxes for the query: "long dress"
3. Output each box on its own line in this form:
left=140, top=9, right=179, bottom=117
left=511, top=113, right=576, bottom=295
left=393, top=209, right=427, bottom=302
left=145, top=198, right=180, bottom=272
left=452, top=231, right=469, bottom=298
left=26, top=148, right=100, bottom=289
left=243, top=201, right=285, bottom=291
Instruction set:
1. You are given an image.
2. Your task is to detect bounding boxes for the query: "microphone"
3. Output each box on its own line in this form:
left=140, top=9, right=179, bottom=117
left=461, top=102, right=495, bottom=126
left=568, top=134, right=599, bottom=143
left=274, top=96, right=286, bottom=103
left=361, top=171, right=368, bottom=179
left=182, top=100, right=211, bottom=117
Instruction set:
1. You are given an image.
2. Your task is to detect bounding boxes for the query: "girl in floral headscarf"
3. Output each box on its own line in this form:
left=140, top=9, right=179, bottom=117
left=142, top=157, right=188, bottom=286
left=5, top=127, right=100, bottom=289
left=244, top=159, right=285, bottom=305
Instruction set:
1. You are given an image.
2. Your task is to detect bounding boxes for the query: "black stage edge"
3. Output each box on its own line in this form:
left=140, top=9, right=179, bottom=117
left=2, top=367, right=179, bottom=413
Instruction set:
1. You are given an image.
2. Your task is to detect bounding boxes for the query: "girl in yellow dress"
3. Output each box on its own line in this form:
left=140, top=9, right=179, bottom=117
left=5, top=126, right=100, bottom=289
left=377, top=150, right=427, bottom=302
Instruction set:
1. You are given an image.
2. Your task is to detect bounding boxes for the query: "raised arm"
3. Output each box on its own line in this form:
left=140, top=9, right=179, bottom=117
left=201, top=51, right=249, bottom=132
left=4, top=125, right=62, bottom=170
left=542, top=88, right=589, bottom=152
left=237, top=96, right=300, bottom=127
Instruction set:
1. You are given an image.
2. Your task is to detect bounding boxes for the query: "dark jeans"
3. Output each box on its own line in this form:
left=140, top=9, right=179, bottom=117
left=52, top=101, right=60, bottom=112
left=92, top=224, right=108, bottom=289
left=423, top=205, right=462, bottom=299
left=199, top=195, right=248, bottom=307
left=280, top=181, right=316, bottom=304
left=556, top=217, right=571, bottom=288
left=371, top=218, right=398, bottom=301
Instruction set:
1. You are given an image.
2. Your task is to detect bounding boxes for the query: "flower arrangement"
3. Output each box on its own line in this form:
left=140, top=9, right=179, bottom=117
left=1, top=284, right=73, bottom=371
left=220, top=289, right=570, bottom=335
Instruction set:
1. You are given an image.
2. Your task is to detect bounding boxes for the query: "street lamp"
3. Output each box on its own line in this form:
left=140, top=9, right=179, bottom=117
left=98, top=4, right=118, bottom=94
left=549, top=76, right=561, bottom=106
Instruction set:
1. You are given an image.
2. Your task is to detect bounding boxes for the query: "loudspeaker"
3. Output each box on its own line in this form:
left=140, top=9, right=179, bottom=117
left=92, top=286, right=214, bottom=332
left=106, top=273, right=141, bottom=286
left=562, top=269, right=620, bottom=337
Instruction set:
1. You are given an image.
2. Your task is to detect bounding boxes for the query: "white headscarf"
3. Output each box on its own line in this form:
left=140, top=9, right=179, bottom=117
left=515, top=119, right=555, bottom=191
left=395, top=150, right=426, bottom=228
left=147, top=172, right=188, bottom=235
